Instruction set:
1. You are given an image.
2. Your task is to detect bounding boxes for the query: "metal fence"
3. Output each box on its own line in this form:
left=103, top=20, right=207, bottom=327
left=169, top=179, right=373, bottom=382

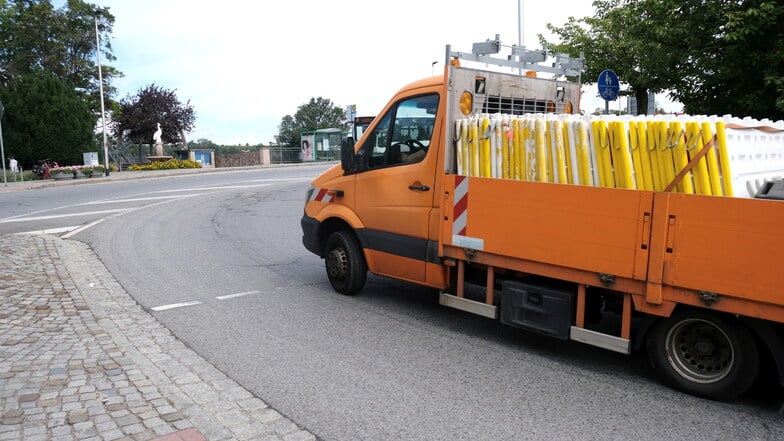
left=269, top=146, right=302, bottom=164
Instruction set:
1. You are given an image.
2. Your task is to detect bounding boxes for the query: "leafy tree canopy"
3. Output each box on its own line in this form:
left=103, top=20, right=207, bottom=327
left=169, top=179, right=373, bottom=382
left=541, top=0, right=784, bottom=119
left=277, top=97, right=346, bottom=146
left=114, top=83, right=196, bottom=146
left=0, top=0, right=121, bottom=112
left=0, top=70, right=94, bottom=167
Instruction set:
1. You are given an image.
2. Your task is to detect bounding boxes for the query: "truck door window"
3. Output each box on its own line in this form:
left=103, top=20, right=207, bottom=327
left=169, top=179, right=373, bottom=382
left=364, top=93, right=438, bottom=169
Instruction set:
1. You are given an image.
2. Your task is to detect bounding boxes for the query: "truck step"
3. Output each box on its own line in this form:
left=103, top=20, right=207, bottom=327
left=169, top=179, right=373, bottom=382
left=570, top=326, right=630, bottom=354
left=439, top=292, right=497, bottom=319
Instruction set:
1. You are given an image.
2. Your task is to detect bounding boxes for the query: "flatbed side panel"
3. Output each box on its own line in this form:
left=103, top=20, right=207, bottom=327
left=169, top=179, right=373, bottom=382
left=660, top=193, right=784, bottom=307
left=443, top=175, right=652, bottom=280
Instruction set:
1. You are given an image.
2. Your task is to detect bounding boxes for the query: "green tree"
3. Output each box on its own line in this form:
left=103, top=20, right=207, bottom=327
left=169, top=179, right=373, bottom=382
left=277, top=97, right=345, bottom=146
left=114, top=83, right=196, bottom=149
left=542, top=0, right=784, bottom=119
left=666, top=0, right=784, bottom=119
left=541, top=0, right=677, bottom=115
left=187, top=138, right=219, bottom=150
left=0, top=0, right=120, bottom=112
left=0, top=70, right=94, bottom=167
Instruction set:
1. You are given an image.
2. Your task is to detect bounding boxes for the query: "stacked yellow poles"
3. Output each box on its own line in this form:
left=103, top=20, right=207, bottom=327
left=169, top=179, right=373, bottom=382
left=668, top=120, right=693, bottom=194
left=453, top=113, right=747, bottom=197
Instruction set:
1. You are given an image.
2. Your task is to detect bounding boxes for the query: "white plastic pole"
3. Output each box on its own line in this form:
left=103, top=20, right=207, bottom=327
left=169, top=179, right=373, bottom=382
left=95, top=16, right=110, bottom=176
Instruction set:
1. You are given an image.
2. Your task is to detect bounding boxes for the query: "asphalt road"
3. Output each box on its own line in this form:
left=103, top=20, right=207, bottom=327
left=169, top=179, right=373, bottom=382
left=1, top=166, right=782, bottom=440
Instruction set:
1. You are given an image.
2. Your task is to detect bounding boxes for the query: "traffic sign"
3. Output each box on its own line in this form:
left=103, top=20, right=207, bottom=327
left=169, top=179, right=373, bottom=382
left=598, top=69, right=620, bottom=101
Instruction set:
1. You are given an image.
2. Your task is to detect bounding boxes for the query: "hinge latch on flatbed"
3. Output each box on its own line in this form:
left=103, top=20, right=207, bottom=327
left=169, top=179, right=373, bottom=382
left=598, top=273, right=615, bottom=287
left=698, top=291, right=719, bottom=306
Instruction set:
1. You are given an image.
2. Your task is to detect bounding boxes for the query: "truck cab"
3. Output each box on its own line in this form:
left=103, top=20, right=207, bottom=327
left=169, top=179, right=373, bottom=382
left=302, top=75, right=447, bottom=292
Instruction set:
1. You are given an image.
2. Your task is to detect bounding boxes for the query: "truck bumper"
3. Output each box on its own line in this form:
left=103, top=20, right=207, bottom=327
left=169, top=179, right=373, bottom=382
left=301, top=213, right=323, bottom=257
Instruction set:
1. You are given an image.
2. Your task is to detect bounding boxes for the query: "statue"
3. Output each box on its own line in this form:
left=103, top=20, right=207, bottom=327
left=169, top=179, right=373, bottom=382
left=153, top=122, right=163, bottom=145
left=152, top=122, right=163, bottom=156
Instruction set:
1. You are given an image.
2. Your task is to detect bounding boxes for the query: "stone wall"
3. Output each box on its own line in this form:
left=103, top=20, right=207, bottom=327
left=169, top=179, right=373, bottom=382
left=215, top=151, right=261, bottom=168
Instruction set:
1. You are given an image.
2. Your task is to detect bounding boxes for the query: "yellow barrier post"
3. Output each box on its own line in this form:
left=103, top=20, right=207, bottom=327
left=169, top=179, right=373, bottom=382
left=534, top=117, right=548, bottom=182
left=715, top=120, right=734, bottom=196
left=701, top=121, right=724, bottom=196
left=628, top=121, right=648, bottom=190
left=501, top=118, right=511, bottom=179
left=480, top=116, right=491, bottom=177
left=657, top=121, right=677, bottom=192
left=611, top=121, right=635, bottom=189
left=469, top=117, right=479, bottom=177
left=525, top=117, right=536, bottom=181
left=553, top=119, right=567, bottom=183
left=513, top=118, right=522, bottom=180
left=563, top=119, right=576, bottom=184
left=634, top=120, right=653, bottom=191
left=592, top=120, right=612, bottom=187
left=645, top=121, right=663, bottom=191
left=576, top=120, right=592, bottom=185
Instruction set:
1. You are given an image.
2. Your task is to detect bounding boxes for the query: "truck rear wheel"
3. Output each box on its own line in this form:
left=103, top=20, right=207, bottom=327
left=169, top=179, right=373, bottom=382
left=325, top=230, right=367, bottom=295
left=647, top=310, right=759, bottom=401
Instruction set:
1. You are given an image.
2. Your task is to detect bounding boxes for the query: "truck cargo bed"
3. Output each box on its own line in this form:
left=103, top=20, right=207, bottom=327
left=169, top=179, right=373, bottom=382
left=442, top=174, right=784, bottom=322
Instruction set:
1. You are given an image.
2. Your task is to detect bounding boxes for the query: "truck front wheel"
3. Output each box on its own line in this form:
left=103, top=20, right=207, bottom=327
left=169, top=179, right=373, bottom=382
left=647, top=310, right=759, bottom=401
left=325, top=230, right=367, bottom=295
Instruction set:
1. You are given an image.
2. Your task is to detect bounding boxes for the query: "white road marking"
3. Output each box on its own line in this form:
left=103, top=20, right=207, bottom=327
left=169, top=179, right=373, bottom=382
left=156, top=183, right=272, bottom=193
left=81, top=195, right=185, bottom=204
left=14, top=226, right=81, bottom=236
left=247, top=177, right=313, bottom=183
left=0, top=208, right=131, bottom=223
left=61, top=218, right=106, bottom=239
left=215, top=290, right=260, bottom=300
left=150, top=301, right=202, bottom=311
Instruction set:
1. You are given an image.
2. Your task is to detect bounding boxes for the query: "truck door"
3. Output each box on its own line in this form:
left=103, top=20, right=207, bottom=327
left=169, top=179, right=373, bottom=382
left=353, top=92, right=440, bottom=284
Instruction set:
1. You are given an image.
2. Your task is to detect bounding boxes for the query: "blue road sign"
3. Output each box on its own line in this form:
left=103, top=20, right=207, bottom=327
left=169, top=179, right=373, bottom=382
left=598, top=69, right=620, bottom=101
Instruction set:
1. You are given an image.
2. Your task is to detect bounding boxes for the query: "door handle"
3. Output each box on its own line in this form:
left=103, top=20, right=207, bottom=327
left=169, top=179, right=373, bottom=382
left=408, top=184, right=430, bottom=191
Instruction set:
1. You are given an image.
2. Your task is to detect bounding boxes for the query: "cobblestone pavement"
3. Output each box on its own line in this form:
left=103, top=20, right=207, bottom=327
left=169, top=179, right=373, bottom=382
left=0, top=234, right=316, bottom=441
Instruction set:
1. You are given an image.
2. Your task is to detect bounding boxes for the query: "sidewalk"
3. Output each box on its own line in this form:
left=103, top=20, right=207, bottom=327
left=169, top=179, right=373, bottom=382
left=0, top=164, right=306, bottom=193
left=0, top=199, right=318, bottom=439
left=0, top=160, right=336, bottom=193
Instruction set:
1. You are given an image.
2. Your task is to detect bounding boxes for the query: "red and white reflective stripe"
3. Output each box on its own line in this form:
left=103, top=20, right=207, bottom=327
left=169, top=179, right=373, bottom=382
left=453, top=175, right=468, bottom=236
left=310, top=188, right=334, bottom=203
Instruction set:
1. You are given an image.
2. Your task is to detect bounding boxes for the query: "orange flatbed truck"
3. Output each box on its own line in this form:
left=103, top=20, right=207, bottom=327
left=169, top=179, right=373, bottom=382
left=301, top=37, right=784, bottom=401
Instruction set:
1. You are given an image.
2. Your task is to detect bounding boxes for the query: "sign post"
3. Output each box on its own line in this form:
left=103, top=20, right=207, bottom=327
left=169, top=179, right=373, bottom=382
left=597, top=69, right=620, bottom=115
left=0, top=100, right=6, bottom=186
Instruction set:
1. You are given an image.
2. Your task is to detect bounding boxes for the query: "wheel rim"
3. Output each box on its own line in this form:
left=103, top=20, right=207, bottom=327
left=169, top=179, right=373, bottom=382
left=664, top=318, right=734, bottom=384
left=326, top=246, right=348, bottom=281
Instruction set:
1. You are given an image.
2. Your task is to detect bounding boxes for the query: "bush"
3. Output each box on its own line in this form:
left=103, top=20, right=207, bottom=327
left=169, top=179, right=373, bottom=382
left=128, top=159, right=202, bottom=171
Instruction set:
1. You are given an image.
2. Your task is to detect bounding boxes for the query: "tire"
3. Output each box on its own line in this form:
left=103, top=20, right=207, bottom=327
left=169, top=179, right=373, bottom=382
left=647, top=310, right=759, bottom=401
left=324, top=230, right=367, bottom=295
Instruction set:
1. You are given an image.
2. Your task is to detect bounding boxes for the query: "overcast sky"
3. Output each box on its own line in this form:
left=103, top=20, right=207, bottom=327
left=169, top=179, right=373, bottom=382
left=95, top=0, right=674, bottom=145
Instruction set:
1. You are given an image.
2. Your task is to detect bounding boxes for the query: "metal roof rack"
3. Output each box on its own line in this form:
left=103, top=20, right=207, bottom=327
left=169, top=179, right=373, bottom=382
left=446, top=34, right=585, bottom=78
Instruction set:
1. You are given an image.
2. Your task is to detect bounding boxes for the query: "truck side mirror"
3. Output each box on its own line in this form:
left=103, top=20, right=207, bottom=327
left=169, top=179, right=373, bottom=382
left=340, top=136, right=356, bottom=172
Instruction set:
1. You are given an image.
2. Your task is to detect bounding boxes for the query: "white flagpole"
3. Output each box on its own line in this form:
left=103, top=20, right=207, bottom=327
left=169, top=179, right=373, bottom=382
left=95, top=16, right=110, bottom=176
